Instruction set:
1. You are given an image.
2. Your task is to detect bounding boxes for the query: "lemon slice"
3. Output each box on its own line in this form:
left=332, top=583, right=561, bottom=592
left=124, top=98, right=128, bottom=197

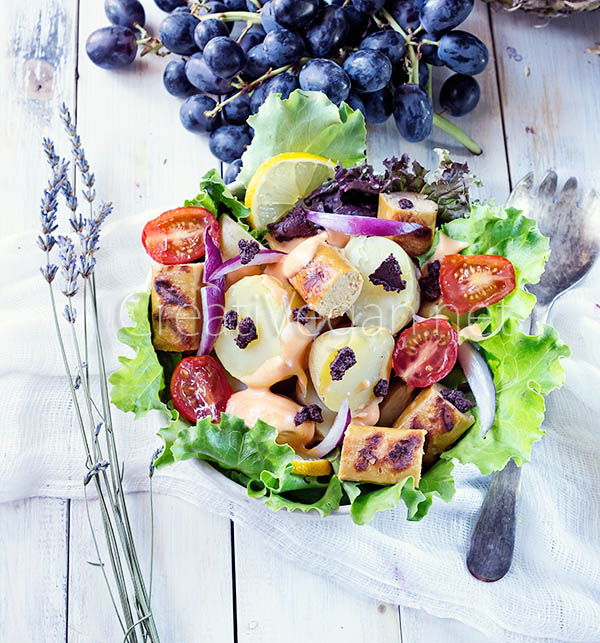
left=291, top=458, right=332, bottom=477
left=245, top=152, right=335, bottom=231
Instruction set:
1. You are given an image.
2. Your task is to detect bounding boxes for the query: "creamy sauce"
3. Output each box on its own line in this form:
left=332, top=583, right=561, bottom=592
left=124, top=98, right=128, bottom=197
left=352, top=399, right=380, bottom=426
left=326, top=229, right=351, bottom=248
left=428, top=232, right=469, bottom=264
left=459, top=323, right=485, bottom=342
left=265, top=234, right=306, bottom=253
left=282, top=232, right=328, bottom=280
left=226, top=388, right=315, bottom=451
left=237, top=275, right=312, bottom=394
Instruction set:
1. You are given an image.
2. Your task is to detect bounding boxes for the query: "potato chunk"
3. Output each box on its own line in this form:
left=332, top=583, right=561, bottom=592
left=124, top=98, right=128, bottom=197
left=151, top=263, right=203, bottom=352
left=344, top=236, right=420, bottom=333
left=378, top=191, right=437, bottom=256
left=289, top=243, right=363, bottom=318
left=214, top=274, right=313, bottom=390
left=309, top=326, right=394, bottom=413
left=338, top=424, right=426, bottom=485
left=393, top=383, right=474, bottom=467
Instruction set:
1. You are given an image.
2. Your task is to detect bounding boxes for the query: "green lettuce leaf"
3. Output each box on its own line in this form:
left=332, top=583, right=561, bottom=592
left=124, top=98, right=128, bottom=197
left=408, top=460, right=456, bottom=521
left=265, top=475, right=343, bottom=518
left=171, top=412, right=294, bottom=482
left=109, top=291, right=170, bottom=418
left=237, top=90, right=367, bottom=185
left=185, top=169, right=263, bottom=240
left=443, top=321, right=570, bottom=475
left=350, top=477, right=425, bottom=525
left=443, top=203, right=551, bottom=331
left=154, top=407, right=188, bottom=469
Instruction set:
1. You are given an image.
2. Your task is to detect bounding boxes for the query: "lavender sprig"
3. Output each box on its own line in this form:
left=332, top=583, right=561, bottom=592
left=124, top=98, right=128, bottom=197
left=37, top=111, right=159, bottom=642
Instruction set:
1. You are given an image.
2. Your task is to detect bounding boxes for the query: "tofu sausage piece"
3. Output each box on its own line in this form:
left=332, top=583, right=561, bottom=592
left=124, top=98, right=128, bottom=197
left=287, top=239, right=363, bottom=319
left=378, top=191, right=437, bottom=256
left=151, top=263, right=203, bottom=352
left=393, top=383, right=474, bottom=467
left=338, top=424, right=426, bottom=485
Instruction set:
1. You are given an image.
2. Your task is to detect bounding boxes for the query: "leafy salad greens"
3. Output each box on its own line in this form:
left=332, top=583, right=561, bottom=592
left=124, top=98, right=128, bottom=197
left=109, top=90, right=568, bottom=524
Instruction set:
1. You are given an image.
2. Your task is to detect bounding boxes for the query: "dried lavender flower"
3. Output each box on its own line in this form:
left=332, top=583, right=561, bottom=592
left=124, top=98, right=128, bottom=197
left=84, top=460, right=110, bottom=486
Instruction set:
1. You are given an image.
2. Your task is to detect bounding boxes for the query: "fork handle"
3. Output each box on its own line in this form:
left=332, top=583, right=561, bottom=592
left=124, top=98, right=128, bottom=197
left=466, top=459, right=521, bottom=581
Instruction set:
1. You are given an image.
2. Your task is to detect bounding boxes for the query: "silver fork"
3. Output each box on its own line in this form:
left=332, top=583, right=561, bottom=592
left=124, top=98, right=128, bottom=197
left=466, top=171, right=600, bottom=582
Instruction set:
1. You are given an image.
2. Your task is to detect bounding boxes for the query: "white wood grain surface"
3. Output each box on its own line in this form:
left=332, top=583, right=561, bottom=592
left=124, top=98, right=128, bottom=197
left=2, top=0, right=600, bottom=641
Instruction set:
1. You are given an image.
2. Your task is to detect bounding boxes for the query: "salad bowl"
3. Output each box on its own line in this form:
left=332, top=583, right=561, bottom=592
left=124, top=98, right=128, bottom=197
left=110, top=91, right=569, bottom=525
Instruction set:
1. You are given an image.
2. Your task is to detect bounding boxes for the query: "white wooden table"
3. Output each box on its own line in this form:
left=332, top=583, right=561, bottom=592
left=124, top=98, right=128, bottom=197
left=1, top=1, right=599, bottom=641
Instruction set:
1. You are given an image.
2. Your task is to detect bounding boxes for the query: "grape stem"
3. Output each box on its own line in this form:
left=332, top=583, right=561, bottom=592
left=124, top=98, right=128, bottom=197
left=380, top=8, right=409, bottom=42
left=195, top=10, right=262, bottom=23
left=406, top=42, right=419, bottom=85
left=433, top=113, right=482, bottom=155
left=203, top=59, right=309, bottom=118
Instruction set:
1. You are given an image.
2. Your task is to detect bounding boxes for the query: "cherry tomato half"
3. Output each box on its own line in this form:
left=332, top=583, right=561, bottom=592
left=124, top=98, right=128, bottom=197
left=170, top=355, right=233, bottom=423
left=439, top=254, right=516, bottom=314
left=142, top=206, right=219, bottom=265
left=393, top=318, right=458, bottom=388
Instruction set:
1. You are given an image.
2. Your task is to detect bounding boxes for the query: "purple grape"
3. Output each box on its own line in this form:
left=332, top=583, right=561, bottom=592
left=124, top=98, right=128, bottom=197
left=438, top=30, right=488, bottom=75
left=263, top=71, right=298, bottom=99
left=209, top=124, right=252, bottom=162
left=439, top=73, right=480, bottom=115
left=239, top=25, right=266, bottom=52
left=344, top=91, right=366, bottom=118
left=359, top=30, right=406, bottom=65
left=393, top=84, right=433, bottom=142
left=203, top=36, right=246, bottom=78
left=159, top=12, right=199, bottom=55
left=419, top=0, right=474, bottom=35
left=360, top=87, right=393, bottom=124
left=261, top=1, right=283, bottom=32
left=245, top=44, right=270, bottom=78
left=154, top=0, right=186, bottom=12
left=224, top=159, right=243, bottom=183
left=299, top=58, right=350, bottom=105
left=86, top=26, right=137, bottom=69
left=180, top=94, right=221, bottom=132
left=305, top=6, right=348, bottom=58
left=104, top=0, right=145, bottom=29
left=343, top=49, right=391, bottom=93
left=224, top=0, right=247, bottom=8
left=194, top=19, right=229, bottom=50
left=349, top=0, right=385, bottom=13
left=163, top=59, right=195, bottom=96
left=223, top=93, right=252, bottom=124
left=419, top=32, right=444, bottom=66
left=250, top=83, right=268, bottom=112
left=185, top=53, right=232, bottom=93
left=272, top=0, right=320, bottom=29
left=387, top=0, right=421, bottom=32
left=263, top=28, right=305, bottom=66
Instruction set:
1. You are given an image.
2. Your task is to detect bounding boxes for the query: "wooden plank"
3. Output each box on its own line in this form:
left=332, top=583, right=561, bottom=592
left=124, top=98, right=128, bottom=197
left=0, top=498, right=69, bottom=641
left=368, top=1, right=510, bottom=202
left=68, top=494, right=234, bottom=643
left=0, top=0, right=78, bottom=235
left=491, top=8, right=600, bottom=189
left=233, top=524, right=401, bottom=643
left=0, top=2, right=77, bottom=641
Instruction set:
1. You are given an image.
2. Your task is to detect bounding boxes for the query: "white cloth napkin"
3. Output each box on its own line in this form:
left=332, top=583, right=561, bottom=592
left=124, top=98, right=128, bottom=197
left=1, top=211, right=599, bottom=643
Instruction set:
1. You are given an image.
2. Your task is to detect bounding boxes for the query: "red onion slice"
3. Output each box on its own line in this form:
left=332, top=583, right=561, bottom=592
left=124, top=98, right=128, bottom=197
left=208, top=249, right=285, bottom=282
left=457, top=341, right=496, bottom=438
left=204, top=228, right=223, bottom=287
left=197, top=283, right=224, bottom=356
left=306, top=398, right=351, bottom=459
left=306, top=210, right=428, bottom=237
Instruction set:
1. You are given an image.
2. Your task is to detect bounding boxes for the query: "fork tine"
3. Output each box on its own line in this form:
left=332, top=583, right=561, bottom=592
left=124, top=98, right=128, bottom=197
left=556, top=177, right=579, bottom=211
left=581, top=188, right=600, bottom=239
left=506, top=171, right=534, bottom=210
left=537, top=170, right=558, bottom=202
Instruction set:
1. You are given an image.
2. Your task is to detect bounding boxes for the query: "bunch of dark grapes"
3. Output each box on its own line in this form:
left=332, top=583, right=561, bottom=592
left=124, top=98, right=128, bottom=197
left=87, top=0, right=489, bottom=177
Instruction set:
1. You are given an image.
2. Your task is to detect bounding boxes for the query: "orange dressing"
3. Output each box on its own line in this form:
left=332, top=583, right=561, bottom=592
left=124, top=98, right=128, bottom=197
left=428, top=232, right=469, bottom=264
